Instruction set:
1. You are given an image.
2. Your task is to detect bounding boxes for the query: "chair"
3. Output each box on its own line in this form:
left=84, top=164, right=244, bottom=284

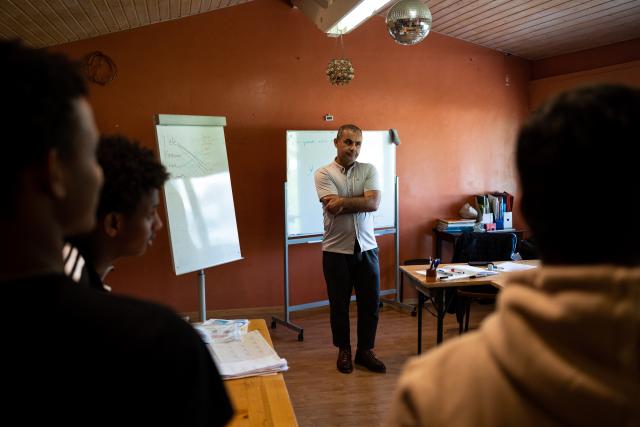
left=452, top=232, right=517, bottom=334
left=400, top=258, right=431, bottom=316
left=517, top=236, right=539, bottom=260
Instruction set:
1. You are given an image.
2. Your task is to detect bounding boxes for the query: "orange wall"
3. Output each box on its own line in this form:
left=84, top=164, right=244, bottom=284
left=530, top=60, right=640, bottom=110
left=53, top=0, right=530, bottom=313
left=529, top=38, right=640, bottom=110
left=532, top=38, right=640, bottom=80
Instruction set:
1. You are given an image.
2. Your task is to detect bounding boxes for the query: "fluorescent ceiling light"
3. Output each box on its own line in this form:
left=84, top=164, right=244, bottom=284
left=327, top=0, right=391, bottom=35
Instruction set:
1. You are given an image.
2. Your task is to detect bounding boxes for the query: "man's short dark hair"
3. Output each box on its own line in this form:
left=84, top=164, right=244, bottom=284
left=1, top=39, right=88, bottom=213
left=517, top=84, right=640, bottom=265
left=97, top=135, right=169, bottom=217
left=336, top=124, right=362, bottom=139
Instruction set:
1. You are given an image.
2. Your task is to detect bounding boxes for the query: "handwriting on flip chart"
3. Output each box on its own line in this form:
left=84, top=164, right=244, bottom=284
left=160, top=134, right=219, bottom=179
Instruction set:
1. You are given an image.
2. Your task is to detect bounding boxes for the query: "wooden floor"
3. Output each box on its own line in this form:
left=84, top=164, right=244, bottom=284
left=260, top=301, right=495, bottom=427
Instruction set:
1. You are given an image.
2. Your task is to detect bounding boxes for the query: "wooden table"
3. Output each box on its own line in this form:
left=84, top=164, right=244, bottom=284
left=225, top=319, right=298, bottom=427
left=400, top=260, right=539, bottom=354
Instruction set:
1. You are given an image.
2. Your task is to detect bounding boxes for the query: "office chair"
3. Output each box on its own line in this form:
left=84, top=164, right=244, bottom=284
left=517, top=236, right=539, bottom=260
left=452, top=232, right=517, bottom=334
left=400, top=258, right=431, bottom=316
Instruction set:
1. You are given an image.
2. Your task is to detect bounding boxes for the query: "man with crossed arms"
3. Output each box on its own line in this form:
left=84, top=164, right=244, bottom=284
left=315, top=124, right=386, bottom=374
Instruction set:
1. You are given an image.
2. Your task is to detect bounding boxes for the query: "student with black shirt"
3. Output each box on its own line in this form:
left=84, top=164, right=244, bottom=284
left=0, top=39, right=233, bottom=426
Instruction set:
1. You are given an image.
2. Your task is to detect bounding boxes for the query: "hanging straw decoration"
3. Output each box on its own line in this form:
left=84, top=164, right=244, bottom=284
left=326, top=35, right=355, bottom=86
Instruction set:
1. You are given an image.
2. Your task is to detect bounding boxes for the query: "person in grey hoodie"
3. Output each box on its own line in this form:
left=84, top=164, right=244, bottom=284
left=387, top=84, right=640, bottom=427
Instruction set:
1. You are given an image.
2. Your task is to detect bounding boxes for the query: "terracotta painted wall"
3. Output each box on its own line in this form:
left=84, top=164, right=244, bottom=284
left=529, top=38, right=640, bottom=110
left=531, top=38, right=640, bottom=80
left=530, top=60, right=640, bottom=110
left=53, top=0, right=530, bottom=313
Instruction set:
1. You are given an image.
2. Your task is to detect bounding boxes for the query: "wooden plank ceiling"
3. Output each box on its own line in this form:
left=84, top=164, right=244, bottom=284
left=0, top=0, right=639, bottom=60
left=0, top=0, right=253, bottom=48
left=426, top=0, right=640, bottom=60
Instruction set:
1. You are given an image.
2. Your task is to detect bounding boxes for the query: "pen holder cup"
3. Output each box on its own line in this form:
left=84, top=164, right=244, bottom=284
left=426, top=269, right=438, bottom=282
left=496, top=219, right=504, bottom=230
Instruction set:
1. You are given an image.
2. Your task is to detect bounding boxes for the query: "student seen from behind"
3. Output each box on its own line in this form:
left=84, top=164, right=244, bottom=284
left=0, top=39, right=233, bottom=426
left=387, top=84, right=640, bottom=427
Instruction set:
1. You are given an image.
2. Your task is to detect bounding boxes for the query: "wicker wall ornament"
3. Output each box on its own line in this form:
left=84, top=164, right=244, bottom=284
left=326, top=35, right=354, bottom=86
left=82, top=51, right=117, bottom=86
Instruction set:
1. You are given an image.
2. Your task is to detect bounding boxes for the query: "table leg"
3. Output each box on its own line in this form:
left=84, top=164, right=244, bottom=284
left=435, top=288, right=445, bottom=344
left=417, top=291, right=424, bottom=354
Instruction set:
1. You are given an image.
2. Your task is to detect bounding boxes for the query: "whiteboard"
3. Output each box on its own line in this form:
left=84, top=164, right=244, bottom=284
left=155, top=115, right=242, bottom=275
left=286, top=130, right=396, bottom=237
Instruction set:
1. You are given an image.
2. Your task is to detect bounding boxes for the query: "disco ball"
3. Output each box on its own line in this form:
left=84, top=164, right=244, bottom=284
left=386, top=0, right=432, bottom=46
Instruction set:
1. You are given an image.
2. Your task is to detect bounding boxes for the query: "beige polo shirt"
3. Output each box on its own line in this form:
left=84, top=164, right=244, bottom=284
left=314, top=160, right=381, bottom=254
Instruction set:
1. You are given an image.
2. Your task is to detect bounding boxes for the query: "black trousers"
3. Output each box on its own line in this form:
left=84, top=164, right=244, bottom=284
left=322, top=242, right=380, bottom=350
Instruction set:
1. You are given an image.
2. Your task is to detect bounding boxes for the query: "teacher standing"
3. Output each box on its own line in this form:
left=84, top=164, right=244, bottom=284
left=314, top=124, right=386, bottom=374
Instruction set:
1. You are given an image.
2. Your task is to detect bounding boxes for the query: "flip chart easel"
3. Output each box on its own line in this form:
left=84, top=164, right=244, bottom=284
left=155, top=114, right=243, bottom=322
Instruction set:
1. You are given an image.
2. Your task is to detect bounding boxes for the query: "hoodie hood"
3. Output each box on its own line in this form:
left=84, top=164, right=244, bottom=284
left=483, top=265, right=640, bottom=426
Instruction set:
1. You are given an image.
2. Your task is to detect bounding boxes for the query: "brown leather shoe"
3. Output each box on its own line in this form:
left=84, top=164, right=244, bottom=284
left=355, top=349, right=386, bottom=373
left=336, top=346, right=353, bottom=374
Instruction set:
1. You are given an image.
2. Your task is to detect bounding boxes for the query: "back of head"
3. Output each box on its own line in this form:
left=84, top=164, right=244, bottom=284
left=0, top=39, right=87, bottom=216
left=97, top=135, right=169, bottom=218
left=517, top=84, right=640, bottom=265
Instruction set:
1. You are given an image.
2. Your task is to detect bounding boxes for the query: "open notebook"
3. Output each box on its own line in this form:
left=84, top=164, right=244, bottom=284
left=207, top=330, right=289, bottom=380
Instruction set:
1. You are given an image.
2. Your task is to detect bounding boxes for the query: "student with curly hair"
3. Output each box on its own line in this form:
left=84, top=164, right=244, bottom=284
left=64, top=134, right=169, bottom=292
left=1, top=39, right=233, bottom=426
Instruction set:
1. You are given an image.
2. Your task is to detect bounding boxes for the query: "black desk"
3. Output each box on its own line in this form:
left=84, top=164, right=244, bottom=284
left=433, top=229, right=525, bottom=260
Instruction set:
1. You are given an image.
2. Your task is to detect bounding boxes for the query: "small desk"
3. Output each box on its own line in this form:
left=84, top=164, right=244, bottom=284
left=433, top=229, right=525, bottom=260
left=225, top=319, right=298, bottom=427
left=400, top=260, right=539, bottom=354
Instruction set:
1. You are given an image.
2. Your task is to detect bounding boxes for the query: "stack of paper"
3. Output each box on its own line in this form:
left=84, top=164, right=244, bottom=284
left=208, top=330, right=289, bottom=380
left=435, top=218, right=476, bottom=232
left=194, top=319, right=249, bottom=344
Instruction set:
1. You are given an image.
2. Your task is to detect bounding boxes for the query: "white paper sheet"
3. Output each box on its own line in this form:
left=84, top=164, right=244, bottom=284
left=208, top=330, right=289, bottom=379
left=494, top=262, right=538, bottom=272
left=194, top=319, right=249, bottom=344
